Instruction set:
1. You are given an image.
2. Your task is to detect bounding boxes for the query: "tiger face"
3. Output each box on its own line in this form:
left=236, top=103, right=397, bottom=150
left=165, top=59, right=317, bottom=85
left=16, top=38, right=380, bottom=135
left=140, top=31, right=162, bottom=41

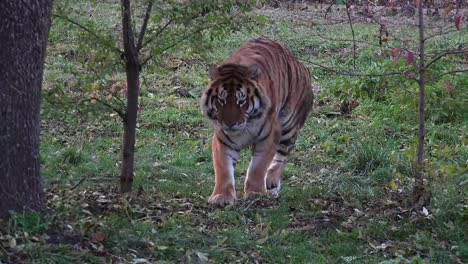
left=201, top=64, right=270, bottom=133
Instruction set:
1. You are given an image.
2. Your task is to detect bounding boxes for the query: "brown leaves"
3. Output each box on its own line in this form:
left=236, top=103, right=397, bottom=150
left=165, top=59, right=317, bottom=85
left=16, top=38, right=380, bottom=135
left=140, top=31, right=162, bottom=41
left=91, top=232, right=106, bottom=243
left=391, top=48, right=414, bottom=67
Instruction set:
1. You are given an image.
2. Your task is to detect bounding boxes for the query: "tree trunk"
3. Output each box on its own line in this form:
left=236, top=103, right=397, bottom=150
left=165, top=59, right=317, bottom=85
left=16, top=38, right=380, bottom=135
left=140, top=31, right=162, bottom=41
left=413, top=0, right=426, bottom=203
left=120, top=0, right=140, bottom=193
left=0, top=0, right=52, bottom=217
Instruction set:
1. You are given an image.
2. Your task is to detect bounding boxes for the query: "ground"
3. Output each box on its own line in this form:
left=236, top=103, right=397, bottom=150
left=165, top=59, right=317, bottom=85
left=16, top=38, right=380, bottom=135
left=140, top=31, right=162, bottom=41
left=1, top=2, right=467, bottom=263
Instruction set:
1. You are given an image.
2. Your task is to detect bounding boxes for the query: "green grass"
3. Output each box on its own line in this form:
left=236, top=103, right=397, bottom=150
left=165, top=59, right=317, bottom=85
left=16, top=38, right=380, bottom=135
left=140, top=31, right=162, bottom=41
left=2, top=2, right=467, bottom=264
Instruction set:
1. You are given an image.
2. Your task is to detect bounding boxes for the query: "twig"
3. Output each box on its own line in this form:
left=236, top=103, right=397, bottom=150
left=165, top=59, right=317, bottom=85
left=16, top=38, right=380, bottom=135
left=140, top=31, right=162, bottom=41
left=425, top=27, right=464, bottom=41
left=141, top=18, right=173, bottom=50
left=313, top=30, right=380, bottom=47
left=141, top=12, right=243, bottom=67
left=53, top=14, right=122, bottom=54
left=239, top=29, right=403, bottom=78
left=425, top=49, right=468, bottom=69
left=345, top=2, right=357, bottom=69
left=324, top=3, right=334, bottom=20
left=70, top=176, right=88, bottom=190
left=136, top=0, right=154, bottom=52
left=80, top=98, right=126, bottom=121
left=433, top=69, right=468, bottom=80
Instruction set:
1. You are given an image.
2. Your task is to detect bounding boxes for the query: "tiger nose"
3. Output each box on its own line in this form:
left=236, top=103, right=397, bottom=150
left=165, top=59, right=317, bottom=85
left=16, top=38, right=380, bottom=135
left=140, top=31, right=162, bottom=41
left=225, top=121, right=237, bottom=128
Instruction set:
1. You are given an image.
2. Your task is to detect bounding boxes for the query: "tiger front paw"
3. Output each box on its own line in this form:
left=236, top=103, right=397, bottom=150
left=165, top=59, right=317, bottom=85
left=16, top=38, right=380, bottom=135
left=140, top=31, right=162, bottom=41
left=208, top=193, right=237, bottom=207
left=243, top=190, right=268, bottom=199
left=243, top=184, right=267, bottom=199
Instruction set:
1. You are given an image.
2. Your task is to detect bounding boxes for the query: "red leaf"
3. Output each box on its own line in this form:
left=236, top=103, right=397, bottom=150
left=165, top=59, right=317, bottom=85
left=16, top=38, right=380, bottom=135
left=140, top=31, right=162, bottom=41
left=348, top=100, right=360, bottom=109
left=405, top=51, right=414, bottom=65
left=455, top=14, right=464, bottom=30
left=92, top=232, right=106, bottom=243
left=445, top=81, right=451, bottom=93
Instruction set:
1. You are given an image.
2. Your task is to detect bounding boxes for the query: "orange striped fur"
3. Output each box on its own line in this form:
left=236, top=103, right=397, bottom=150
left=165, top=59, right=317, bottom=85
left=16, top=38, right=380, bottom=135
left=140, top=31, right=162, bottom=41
left=201, top=38, right=313, bottom=206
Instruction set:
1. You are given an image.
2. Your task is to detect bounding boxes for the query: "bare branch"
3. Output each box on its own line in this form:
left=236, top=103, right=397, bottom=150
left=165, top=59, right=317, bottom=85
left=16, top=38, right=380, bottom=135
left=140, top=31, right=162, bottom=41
left=80, top=98, right=126, bottom=121
left=303, top=59, right=403, bottom=77
left=241, top=27, right=403, bottom=78
left=345, top=3, right=357, bottom=69
left=313, top=30, right=380, bottom=47
left=141, top=18, right=173, bottom=50
left=141, top=12, right=243, bottom=67
left=424, top=27, right=466, bottom=41
left=53, top=14, right=122, bottom=54
left=433, top=69, right=468, bottom=80
left=425, top=49, right=468, bottom=69
left=136, top=0, right=154, bottom=52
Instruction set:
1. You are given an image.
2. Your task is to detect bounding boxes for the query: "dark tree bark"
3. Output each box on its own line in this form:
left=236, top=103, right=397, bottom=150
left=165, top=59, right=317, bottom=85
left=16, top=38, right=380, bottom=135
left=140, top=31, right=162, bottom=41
left=119, top=0, right=143, bottom=193
left=0, top=0, right=53, bottom=217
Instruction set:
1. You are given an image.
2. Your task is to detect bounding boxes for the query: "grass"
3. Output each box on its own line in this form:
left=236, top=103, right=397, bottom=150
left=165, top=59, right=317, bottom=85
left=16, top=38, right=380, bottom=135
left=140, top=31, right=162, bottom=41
left=1, top=2, right=467, bottom=263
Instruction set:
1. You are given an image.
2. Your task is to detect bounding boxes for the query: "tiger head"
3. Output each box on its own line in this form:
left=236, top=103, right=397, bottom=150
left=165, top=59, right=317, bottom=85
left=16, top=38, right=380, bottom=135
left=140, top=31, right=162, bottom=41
left=201, top=63, right=271, bottom=133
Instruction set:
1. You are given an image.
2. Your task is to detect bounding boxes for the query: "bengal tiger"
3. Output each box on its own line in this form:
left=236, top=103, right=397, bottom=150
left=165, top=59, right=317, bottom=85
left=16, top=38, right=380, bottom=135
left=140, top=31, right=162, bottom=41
left=200, top=38, right=313, bottom=206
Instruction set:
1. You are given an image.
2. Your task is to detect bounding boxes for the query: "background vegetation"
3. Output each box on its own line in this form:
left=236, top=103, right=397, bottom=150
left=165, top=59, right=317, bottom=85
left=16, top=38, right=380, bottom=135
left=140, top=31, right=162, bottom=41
left=1, top=1, right=466, bottom=263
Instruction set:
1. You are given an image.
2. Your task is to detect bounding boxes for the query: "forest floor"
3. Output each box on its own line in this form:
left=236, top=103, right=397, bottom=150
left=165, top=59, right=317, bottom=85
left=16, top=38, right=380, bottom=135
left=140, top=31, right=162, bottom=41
left=1, top=2, right=467, bottom=264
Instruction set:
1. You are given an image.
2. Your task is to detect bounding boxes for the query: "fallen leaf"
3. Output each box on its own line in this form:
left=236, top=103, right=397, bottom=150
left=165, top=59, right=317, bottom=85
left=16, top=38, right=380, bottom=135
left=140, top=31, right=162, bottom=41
left=196, top=252, right=209, bottom=263
left=422, top=207, right=429, bottom=216
left=92, top=232, right=106, bottom=243
left=390, top=180, right=398, bottom=191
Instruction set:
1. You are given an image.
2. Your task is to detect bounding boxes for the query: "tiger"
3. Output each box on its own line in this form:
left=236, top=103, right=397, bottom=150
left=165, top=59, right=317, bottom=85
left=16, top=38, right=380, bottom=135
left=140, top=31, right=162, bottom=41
left=200, top=38, right=313, bottom=206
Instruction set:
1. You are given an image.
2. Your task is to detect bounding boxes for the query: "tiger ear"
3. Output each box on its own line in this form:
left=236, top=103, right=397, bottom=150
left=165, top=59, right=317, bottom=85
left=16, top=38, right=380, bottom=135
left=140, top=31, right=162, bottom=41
left=208, top=64, right=219, bottom=79
left=248, top=64, right=261, bottom=80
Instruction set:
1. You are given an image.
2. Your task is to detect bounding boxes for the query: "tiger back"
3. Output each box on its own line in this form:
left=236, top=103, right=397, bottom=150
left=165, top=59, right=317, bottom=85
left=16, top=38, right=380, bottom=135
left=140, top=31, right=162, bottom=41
left=201, top=38, right=313, bottom=206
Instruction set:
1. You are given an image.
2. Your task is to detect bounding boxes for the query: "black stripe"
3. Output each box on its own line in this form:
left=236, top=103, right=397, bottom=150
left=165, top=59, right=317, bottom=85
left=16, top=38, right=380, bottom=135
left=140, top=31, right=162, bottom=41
left=249, top=110, right=263, bottom=120
left=227, top=153, right=238, bottom=163
left=256, top=119, right=267, bottom=137
left=216, top=135, right=240, bottom=152
left=281, top=126, right=294, bottom=137
left=281, top=112, right=296, bottom=128
left=273, top=159, right=284, bottom=163
left=204, top=90, right=213, bottom=107
left=256, top=125, right=272, bottom=143
left=222, top=131, right=235, bottom=145
left=279, top=138, right=292, bottom=146
left=277, top=149, right=288, bottom=156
